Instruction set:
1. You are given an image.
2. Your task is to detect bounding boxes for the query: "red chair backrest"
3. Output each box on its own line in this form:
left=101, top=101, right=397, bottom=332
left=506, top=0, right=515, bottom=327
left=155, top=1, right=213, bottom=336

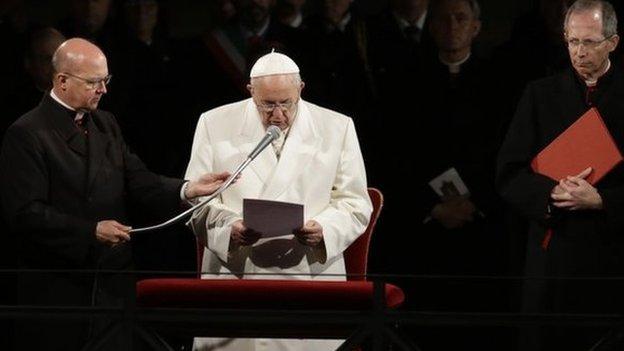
left=196, top=188, right=384, bottom=280
left=344, top=188, right=383, bottom=281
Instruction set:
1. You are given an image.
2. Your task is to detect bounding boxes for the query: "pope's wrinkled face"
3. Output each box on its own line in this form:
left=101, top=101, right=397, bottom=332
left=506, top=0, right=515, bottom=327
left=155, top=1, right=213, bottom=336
left=565, top=8, right=619, bottom=80
left=248, top=74, right=304, bottom=131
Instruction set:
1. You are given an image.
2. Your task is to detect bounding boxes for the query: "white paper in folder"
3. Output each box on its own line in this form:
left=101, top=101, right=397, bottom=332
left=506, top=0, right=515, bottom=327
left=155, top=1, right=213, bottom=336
left=428, top=167, right=470, bottom=198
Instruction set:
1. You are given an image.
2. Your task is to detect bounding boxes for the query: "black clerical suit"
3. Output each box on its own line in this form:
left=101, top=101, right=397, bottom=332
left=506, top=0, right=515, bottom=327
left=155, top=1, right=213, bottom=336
left=0, top=93, right=184, bottom=350
left=497, top=65, right=624, bottom=351
left=399, top=55, right=503, bottom=276
left=394, top=56, right=509, bottom=351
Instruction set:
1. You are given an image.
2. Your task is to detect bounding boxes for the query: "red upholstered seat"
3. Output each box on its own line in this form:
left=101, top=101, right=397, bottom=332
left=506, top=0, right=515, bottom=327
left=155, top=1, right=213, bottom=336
left=137, top=278, right=405, bottom=309
left=135, top=188, right=404, bottom=338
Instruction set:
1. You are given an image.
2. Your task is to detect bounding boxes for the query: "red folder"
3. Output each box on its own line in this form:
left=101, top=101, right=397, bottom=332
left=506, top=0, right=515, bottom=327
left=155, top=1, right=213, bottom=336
left=531, top=108, right=623, bottom=185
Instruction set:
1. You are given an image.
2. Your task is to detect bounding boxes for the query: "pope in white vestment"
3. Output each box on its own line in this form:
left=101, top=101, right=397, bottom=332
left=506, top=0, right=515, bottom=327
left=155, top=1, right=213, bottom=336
left=184, top=52, right=373, bottom=351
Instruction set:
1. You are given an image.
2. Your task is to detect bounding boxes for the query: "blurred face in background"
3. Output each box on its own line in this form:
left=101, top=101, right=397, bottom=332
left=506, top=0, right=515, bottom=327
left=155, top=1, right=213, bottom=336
left=211, top=0, right=237, bottom=25
left=25, top=28, right=66, bottom=91
left=124, top=0, right=159, bottom=41
left=71, top=0, right=112, bottom=35
left=236, top=0, right=276, bottom=29
left=323, top=0, right=351, bottom=24
left=391, top=0, right=428, bottom=22
left=429, top=0, right=480, bottom=54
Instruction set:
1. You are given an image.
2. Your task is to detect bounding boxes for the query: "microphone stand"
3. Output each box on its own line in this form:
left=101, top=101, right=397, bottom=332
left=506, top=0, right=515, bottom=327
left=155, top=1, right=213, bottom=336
left=130, top=157, right=253, bottom=233
left=130, top=125, right=281, bottom=233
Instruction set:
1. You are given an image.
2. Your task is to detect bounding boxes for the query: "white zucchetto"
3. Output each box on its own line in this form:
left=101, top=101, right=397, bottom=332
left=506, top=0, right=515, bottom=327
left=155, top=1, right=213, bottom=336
left=249, top=50, right=299, bottom=78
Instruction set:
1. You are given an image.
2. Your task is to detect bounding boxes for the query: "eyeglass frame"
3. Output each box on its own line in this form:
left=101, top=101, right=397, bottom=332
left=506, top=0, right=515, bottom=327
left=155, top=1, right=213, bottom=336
left=564, top=35, right=615, bottom=49
left=63, top=72, right=112, bottom=89
left=254, top=99, right=299, bottom=114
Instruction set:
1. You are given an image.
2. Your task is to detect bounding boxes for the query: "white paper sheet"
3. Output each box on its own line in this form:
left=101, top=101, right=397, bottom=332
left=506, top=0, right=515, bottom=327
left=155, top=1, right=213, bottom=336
left=243, top=199, right=304, bottom=238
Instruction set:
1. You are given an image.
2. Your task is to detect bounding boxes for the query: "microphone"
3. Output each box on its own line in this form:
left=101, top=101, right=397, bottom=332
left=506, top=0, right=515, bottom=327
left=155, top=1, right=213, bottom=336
left=130, top=125, right=283, bottom=233
left=248, top=125, right=281, bottom=160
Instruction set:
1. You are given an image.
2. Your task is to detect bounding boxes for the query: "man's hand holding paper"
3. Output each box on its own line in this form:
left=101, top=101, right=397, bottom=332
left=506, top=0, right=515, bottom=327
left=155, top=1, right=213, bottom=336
left=230, top=220, right=262, bottom=247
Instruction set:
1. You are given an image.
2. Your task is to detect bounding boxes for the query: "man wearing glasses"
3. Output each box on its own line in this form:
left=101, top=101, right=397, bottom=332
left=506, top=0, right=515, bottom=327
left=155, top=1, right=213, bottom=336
left=185, top=51, right=372, bottom=351
left=497, top=1, right=624, bottom=350
left=0, top=38, right=230, bottom=350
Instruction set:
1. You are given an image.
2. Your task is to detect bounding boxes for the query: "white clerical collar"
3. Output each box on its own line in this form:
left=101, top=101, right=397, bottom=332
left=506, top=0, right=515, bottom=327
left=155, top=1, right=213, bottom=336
left=50, top=89, right=75, bottom=111
left=393, top=10, right=427, bottom=31
left=288, top=12, right=303, bottom=28
left=585, top=59, right=611, bottom=86
left=439, top=52, right=471, bottom=74
left=50, top=90, right=85, bottom=122
left=336, top=12, right=352, bottom=32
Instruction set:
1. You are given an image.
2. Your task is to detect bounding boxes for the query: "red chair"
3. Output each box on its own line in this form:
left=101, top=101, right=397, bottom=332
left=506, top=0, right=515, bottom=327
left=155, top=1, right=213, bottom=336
left=136, top=188, right=405, bottom=345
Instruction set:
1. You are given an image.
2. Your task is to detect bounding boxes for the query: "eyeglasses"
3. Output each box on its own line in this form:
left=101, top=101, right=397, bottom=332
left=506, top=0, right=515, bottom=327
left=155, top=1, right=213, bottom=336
left=64, top=72, right=112, bottom=89
left=255, top=100, right=297, bottom=113
left=565, top=36, right=613, bottom=49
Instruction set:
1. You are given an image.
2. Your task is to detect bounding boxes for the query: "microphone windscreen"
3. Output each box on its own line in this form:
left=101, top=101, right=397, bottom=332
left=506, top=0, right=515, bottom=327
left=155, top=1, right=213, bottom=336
left=267, top=125, right=282, bottom=140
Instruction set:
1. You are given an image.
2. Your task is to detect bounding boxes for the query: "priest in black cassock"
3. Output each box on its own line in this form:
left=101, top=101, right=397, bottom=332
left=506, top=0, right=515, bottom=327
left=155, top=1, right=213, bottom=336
left=497, top=1, right=624, bottom=350
left=402, top=0, right=508, bottom=349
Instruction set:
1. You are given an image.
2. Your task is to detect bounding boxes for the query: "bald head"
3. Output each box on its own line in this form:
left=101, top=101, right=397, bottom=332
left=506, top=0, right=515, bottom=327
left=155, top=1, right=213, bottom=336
left=52, top=38, right=107, bottom=75
left=52, top=38, right=110, bottom=112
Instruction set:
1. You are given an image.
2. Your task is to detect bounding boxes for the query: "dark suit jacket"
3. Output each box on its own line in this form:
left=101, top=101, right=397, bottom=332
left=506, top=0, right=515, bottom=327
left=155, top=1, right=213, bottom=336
left=0, top=93, right=184, bottom=349
left=496, top=65, right=624, bottom=350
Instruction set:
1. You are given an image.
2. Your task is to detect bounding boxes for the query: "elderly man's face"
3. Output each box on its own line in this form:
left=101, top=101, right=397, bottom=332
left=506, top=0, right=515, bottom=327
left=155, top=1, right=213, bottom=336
left=565, top=8, right=619, bottom=81
left=429, top=0, right=480, bottom=53
left=248, top=74, right=303, bottom=130
left=61, top=54, right=110, bottom=112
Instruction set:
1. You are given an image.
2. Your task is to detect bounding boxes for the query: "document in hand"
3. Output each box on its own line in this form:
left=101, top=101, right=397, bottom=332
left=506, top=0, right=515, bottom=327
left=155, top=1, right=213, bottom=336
left=428, top=167, right=470, bottom=198
left=243, top=199, right=304, bottom=238
left=530, top=108, right=623, bottom=184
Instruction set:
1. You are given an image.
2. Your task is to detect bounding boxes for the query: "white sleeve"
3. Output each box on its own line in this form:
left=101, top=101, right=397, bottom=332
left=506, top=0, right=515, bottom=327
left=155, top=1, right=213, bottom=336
left=312, top=119, right=373, bottom=263
left=185, top=113, right=241, bottom=262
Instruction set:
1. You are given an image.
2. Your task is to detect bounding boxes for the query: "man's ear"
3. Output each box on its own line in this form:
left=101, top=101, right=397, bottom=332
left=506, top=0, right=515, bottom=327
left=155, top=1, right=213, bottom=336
left=56, top=73, right=68, bottom=90
left=608, top=34, right=620, bottom=52
left=246, top=83, right=254, bottom=95
left=472, top=20, right=482, bottom=39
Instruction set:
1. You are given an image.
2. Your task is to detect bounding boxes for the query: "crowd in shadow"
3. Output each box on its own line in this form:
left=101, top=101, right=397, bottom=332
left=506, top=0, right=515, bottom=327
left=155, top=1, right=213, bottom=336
left=3, top=0, right=624, bottom=350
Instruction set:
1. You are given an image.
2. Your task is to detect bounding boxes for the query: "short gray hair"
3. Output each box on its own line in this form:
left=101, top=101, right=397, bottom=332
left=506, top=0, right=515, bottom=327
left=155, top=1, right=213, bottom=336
left=249, top=73, right=302, bottom=87
left=429, top=0, right=481, bottom=20
left=564, top=0, right=618, bottom=38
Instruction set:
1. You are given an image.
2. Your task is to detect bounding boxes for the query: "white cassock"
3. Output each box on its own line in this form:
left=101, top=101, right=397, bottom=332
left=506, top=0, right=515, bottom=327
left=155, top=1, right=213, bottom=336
left=184, top=98, right=373, bottom=351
